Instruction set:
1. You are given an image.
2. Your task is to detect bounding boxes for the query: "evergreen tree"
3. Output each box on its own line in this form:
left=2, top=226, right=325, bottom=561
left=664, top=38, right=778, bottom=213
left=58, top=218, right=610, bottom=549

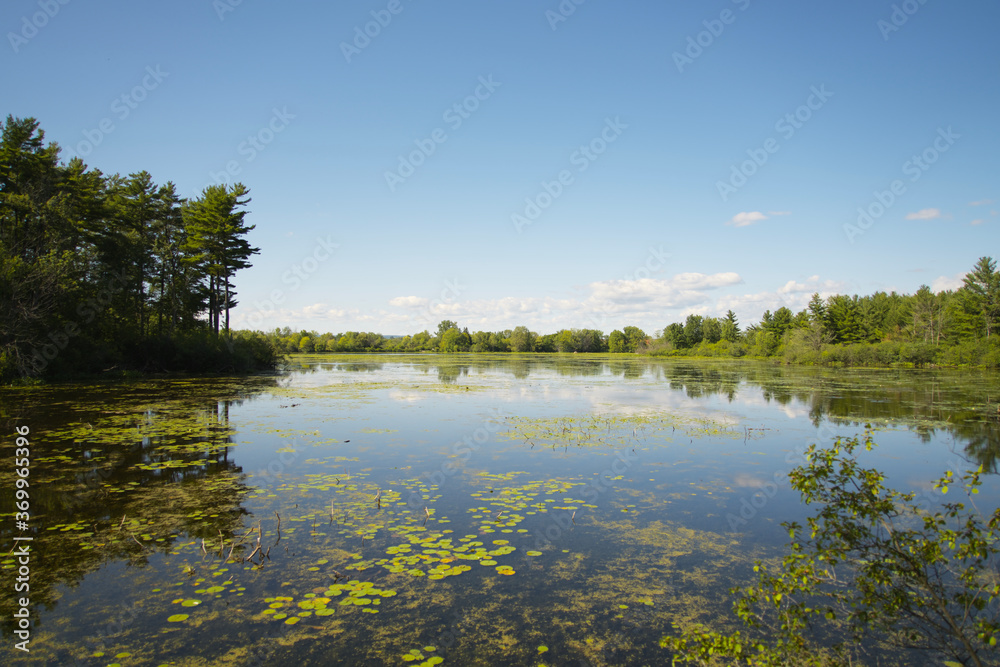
left=182, top=184, right=258, bottom=335
left=961, top=256, right=999, bottom=339
left=721, top=310, right=740, bottom=343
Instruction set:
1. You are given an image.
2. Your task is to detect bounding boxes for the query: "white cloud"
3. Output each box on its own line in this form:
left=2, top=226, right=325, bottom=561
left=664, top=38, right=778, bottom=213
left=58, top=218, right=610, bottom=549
left=389, top=295, right=429, bottom=308
left=588, top=273, right=742, bottom=306
left=728, top=211, right=768, bottom=227
left=905, top=208, right=942, bottom=220
left=768, top=210, right=792, bottom=216
left=969, top=199, right=994, bottom=206
left=302, top=303, right=349, bottom=319
left=931, top=273, right=964, bottom=292
left=376, top=272, right=748, bottom=333
left=971, top=219, right=984, bottom=226
left=777, top=275, right=844, bottom=295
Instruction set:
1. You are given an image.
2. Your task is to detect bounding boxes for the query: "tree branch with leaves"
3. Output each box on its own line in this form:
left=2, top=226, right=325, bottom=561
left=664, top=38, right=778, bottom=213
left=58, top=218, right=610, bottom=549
left=663, top=431, right=1000, bottom=666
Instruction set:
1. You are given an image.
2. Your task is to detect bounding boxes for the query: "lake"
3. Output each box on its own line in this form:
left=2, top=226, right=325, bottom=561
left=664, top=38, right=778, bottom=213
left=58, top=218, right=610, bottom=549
left=2, top=355, right=999, bottom=666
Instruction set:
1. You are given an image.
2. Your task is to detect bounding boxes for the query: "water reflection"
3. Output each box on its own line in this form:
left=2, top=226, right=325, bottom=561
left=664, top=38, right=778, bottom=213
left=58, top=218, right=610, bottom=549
left=2, top=359, right=996, bottom=660
left=0, top=378, right=277, bottom=637
left=287, top=355, right=1000, bottom=469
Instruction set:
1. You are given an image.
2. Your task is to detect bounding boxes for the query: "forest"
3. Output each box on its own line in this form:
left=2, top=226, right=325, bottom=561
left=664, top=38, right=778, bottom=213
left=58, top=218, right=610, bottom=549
left=265, top=256, right=1000, bottom=368
left=0, top=115, right=276, bottom=381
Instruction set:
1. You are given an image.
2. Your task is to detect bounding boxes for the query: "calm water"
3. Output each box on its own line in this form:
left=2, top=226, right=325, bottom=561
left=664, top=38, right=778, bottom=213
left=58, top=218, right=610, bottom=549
left=2, top=355, right=999, bottom=666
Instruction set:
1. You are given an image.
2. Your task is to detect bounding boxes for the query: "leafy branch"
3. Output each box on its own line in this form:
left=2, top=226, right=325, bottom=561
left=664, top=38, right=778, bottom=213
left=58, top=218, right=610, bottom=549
left=663, top=431, right=1000, bottom=666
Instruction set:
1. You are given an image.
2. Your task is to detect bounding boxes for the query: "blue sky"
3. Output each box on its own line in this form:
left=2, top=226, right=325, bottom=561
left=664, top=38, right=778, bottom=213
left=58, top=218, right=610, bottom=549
left=4, top=0, right=998, bottom=335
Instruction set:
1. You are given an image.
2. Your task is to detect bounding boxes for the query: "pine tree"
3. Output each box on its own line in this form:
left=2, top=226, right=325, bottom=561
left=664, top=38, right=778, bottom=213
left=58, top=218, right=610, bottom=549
left=182, top=184, right=258, bottom=335
left=962, top=256, right=999, bottom=339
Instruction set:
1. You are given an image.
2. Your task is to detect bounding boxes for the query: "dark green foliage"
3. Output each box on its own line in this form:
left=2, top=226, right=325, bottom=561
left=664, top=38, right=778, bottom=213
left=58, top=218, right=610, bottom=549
left=0, top=116, right=269, bottom=381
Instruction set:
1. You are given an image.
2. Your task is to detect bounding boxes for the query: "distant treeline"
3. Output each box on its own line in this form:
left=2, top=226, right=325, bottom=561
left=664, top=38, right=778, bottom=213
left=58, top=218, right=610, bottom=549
left=0, top=116, right=276, bottom=381
left=263, top=256, right=1000, bottom=368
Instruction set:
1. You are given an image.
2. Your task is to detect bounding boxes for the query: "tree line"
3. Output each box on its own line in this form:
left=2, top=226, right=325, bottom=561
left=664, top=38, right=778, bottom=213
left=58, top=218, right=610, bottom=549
left=0, top=115, right=273, bottom=380
left=655, top=256, right=998, bottom=367
left=268, top=256, right=999, bottom=367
